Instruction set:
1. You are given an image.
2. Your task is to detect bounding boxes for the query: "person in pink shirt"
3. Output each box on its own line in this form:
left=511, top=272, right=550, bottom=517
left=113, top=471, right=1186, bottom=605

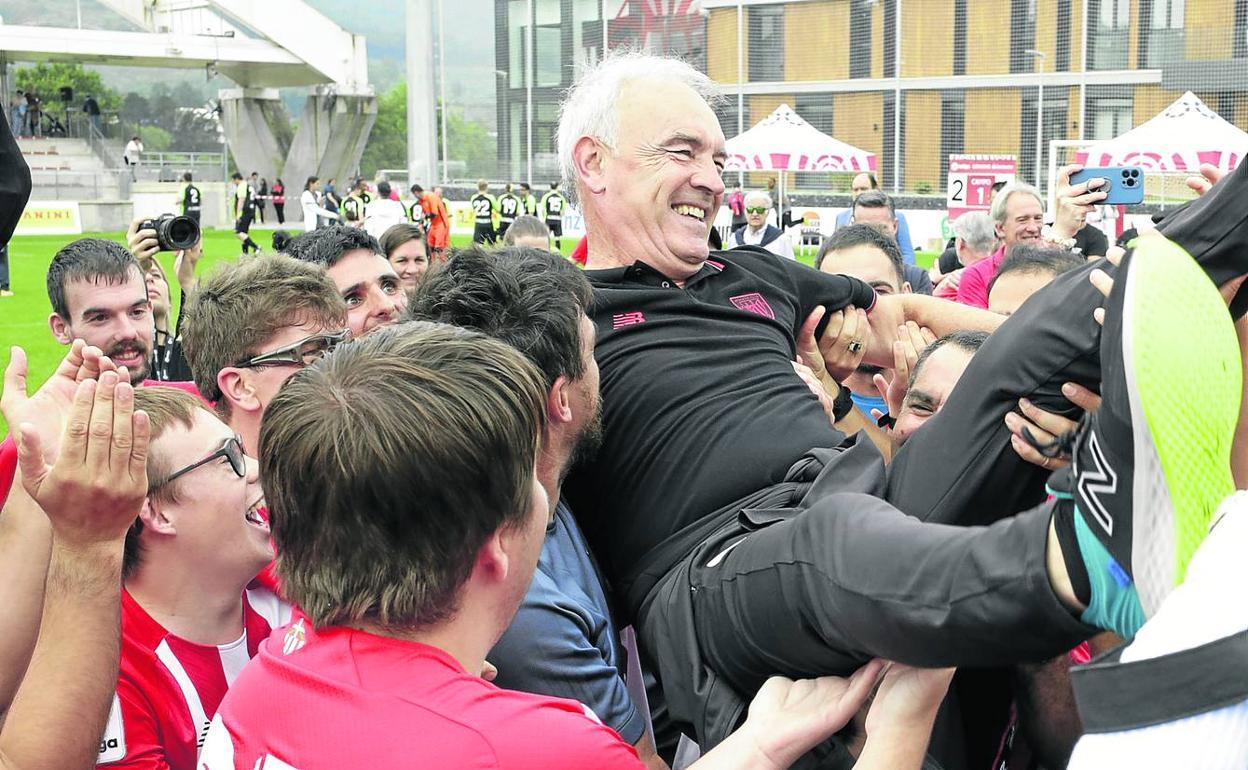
left=957, top=167, right=1109, bottom=309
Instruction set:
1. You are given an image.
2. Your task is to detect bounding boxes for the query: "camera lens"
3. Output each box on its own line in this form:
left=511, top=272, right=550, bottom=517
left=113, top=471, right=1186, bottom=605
left=156, top=215, right=200, bottom=251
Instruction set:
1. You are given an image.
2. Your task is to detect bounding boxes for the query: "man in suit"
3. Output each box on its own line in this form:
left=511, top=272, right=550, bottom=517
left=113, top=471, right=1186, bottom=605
left=726, top=190, right=794, bottom=259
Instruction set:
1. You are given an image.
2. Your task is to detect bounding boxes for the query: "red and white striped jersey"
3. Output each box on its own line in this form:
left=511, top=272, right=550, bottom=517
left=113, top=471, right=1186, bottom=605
left=97, top=587, right=290, bottom=770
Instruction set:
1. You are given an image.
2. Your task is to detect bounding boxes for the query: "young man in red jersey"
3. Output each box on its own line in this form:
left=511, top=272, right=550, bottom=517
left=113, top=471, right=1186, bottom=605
left=0, top=358, right=150, bottom=770
left=97, top=386, right=289, bottom=770
left=201, top=322, right=949, bottom=770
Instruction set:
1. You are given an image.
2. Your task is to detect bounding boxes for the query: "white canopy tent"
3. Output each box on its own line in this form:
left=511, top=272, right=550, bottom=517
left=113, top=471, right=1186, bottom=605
left=724, top=104, right=877, bottom=223
left=1076, top=91, right=1248, bottom=172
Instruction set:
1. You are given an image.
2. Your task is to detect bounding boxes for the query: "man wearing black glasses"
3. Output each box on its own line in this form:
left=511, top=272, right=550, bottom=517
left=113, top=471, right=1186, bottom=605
left=726, top=190, right=794, bottom=260
left=180, top=254, right=348, bottom=456
left=98, top=385, right=291, bottom=770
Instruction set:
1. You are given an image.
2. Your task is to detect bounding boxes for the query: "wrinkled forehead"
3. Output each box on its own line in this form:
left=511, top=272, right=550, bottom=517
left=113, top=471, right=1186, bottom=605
left=615, top=78, right=725, bottom=150
left=912, top=345, right=975, bottom=401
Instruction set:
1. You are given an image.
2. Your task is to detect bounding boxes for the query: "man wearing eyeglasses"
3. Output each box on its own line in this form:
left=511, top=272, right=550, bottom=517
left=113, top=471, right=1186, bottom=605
left=95, top=385, right=290, bottom=770
left=180, top=254, right=348, bottom=456
left=726, top=191, right=795, bottom=260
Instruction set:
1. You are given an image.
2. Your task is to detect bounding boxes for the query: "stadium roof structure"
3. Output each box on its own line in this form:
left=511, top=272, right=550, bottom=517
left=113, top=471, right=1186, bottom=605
left=0, top=0, right=370, bottom=93
left=724, top=104, right=877, bottom=174
left=1077, top=91, right=1248, bottom=173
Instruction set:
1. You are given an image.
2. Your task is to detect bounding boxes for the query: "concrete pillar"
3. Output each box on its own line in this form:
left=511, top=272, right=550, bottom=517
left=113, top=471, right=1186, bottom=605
left=218, top=87, right=291, bottom=182
left=284, top=91, right=378, bottom=191
left=406, top=0, right=439, bottom=186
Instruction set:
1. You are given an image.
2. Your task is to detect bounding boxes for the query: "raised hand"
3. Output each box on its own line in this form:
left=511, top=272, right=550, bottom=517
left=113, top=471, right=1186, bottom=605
left=1053, top=164, right=1108, bottom=240
left=16, top=370, right=149, bottom=548
left=813, top=305, right=870, bottom=384
left=126, top=216, right=160, bottom=264
left=3, top=343, right=118, bottom=465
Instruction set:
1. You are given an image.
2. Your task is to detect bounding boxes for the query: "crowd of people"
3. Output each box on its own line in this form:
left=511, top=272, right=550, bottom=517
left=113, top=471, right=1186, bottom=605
left=1, top=52, right=1247, bottom=770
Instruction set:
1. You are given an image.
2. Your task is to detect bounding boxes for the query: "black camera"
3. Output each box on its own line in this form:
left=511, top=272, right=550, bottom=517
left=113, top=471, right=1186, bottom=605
left=140, top=214, right=200, bottom=251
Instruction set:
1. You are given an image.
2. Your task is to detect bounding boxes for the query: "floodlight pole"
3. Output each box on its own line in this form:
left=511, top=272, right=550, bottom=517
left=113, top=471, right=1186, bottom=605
left=438, top=0, right=449, bottom=183
left=1026, top=49, right=1047, bottom=190
left=526, top=0, right=534, bottom=186
left=893, top=0, right=902, bottom=194
left=406, top=0, right=439, bottom=188
left=736, top=0, right=744, bottom=187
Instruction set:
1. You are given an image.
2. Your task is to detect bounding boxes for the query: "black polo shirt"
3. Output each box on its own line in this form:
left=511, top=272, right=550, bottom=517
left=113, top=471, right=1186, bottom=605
left=564, top=246, right=876, bottom=594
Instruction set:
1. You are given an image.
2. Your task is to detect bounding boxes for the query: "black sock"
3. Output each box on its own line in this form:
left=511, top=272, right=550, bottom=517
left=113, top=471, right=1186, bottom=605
left=1053, top=502, right=1091, bottom=606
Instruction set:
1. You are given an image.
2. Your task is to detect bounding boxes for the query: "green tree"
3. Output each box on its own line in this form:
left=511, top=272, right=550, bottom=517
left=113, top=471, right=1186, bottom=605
left=359, top=82, right=407, bottom=176
left=358, top=81, right=499, bottom=180
left=138, top=125, right=172, bottom=152
left=14, top=62, right=120, bottom=111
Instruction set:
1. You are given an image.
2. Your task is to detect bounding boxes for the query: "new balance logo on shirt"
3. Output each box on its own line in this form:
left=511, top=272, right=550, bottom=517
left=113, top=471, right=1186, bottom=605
left=613, top=312, right=646, bottom=329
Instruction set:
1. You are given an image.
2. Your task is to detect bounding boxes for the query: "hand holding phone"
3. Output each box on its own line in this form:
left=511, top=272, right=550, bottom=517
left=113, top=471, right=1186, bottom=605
left=1069, top=166, right=1145, bottom=206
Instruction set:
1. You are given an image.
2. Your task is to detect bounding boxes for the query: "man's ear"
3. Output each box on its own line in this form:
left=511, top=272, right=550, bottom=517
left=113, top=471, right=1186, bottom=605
left=901, top=281, right=912, bottom=294
left=475, top=528, right=510, bottom=585
left=546, top=375, right=573, bottom=426
left=218, top=367, right=262, bottom=415
left=572, top=136, right=609, bottom=198
left=140, top=496, right=177, bottom=536
left=48, top=313, right=72, bottom=345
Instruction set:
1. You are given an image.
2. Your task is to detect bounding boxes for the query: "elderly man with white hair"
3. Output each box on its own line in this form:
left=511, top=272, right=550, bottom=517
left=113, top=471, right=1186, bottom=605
left=933, top=211, right=998, bottom=299
left=726, top=190, right=794, bottom=259
left=553, top=51, right=1200, bottom=769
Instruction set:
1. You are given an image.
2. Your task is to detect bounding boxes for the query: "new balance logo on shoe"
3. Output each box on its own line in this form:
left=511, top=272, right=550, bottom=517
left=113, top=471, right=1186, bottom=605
left=613, top=312, right=646, bottom=329
left=1077, top=432, right=1119, bottom=537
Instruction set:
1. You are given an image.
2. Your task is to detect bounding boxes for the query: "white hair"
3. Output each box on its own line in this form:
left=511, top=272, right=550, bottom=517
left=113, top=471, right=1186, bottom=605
left=989, top=181, right=1044, bottom=225
left=557, top=51, right=724, bottom=201
left=744, top=190, right=772, bottom=209
left=953, top=211, right=997, bottom=255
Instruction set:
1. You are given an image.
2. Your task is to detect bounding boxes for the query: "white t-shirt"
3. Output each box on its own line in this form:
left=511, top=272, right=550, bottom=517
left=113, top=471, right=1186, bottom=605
left=363, top=198, right=409, bottom=240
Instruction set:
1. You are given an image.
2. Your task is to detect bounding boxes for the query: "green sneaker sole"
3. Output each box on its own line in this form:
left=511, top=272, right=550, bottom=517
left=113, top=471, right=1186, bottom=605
left=1124, top=235, right=1242, bottom=616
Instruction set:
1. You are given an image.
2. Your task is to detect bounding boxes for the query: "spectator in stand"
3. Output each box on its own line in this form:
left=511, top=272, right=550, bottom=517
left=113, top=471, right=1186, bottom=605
left=835, top=172, right=918, bottom=265
left=24, top=90, right=41, bottom=137
left=933, top=212, right=997, bottom=299
left=986, top=245, right=1084, bottom=317
left=503, top=215, right=552, bottom=251
left=300, top=176, right=338, bottom=232
left=0, top=352, right=153, bottom=770
left=93, top=386, right=290, bottom=770
left=270, top=178, right=286, bottom=224
left=850, top=191, right=933, bottom=294
left=123, top=135, right=143, bottom=180
left=9, top=91, right=24, bottom=136
left=364, top=181, right=409, bottom=241
left=728, top=183, right=746, bottom=231
left=726, top=191, right=794, bottom=259
left=82, top=93, right=102, bottom=133
left=285, top=225, right=406, bottom=338
left=202, top=321, right=947, bottom=770
left=380, top=223, right=430, bottom=293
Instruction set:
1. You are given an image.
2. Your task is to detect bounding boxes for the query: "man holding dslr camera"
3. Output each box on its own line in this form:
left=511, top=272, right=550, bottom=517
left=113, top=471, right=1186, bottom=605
left=128, top=215, right=203, bottom=383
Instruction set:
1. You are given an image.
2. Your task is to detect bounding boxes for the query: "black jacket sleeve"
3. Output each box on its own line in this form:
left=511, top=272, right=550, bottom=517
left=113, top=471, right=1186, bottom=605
left=0, top=111, right=32, bottom=245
